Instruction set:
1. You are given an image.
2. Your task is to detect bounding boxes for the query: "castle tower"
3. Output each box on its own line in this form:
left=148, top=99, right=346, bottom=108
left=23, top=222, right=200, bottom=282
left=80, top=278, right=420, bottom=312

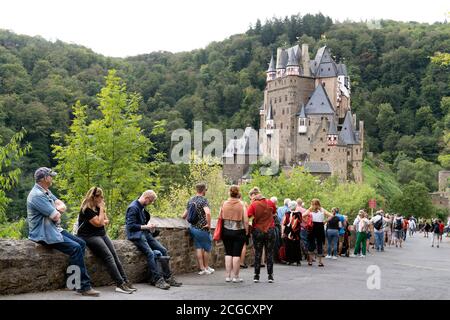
left=301, top=44, right=311, bottom=77
left=327, top=118, right=338, bottom=146
left=266, top=55, right=276, bottom=82
left=276, top=48, right=288, bottom=78
left=286, top=48, right=300, bottom=76
left=297, top=103, right=307, bottom=134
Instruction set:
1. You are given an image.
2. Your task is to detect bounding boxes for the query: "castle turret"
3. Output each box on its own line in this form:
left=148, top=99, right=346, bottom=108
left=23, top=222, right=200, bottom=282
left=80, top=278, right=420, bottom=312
left=297, top=103, right=307, bottom=134
left=266, top=55, right=276, bottom=82
left=286, top=48, right=300, bottom=76
left=327, top=118, right=338, bottom=146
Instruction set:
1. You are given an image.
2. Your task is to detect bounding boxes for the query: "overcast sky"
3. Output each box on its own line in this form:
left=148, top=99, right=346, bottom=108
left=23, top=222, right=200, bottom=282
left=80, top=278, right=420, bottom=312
left=1, top=0, right=448, bottom=57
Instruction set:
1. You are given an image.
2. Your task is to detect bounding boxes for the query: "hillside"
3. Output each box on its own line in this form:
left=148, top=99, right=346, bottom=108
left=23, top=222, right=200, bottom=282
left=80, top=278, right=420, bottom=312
left=0, top=13, right=449, bottom=220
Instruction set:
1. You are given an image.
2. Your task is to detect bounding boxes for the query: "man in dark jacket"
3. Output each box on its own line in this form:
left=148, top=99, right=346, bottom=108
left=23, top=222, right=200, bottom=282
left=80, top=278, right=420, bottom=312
left=126, top=190, right=182, bottom=289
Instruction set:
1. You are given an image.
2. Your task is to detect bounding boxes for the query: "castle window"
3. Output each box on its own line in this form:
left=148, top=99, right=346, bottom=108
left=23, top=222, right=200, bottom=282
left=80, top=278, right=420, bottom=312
left=328, top=148, right=330, bottom=152
left=320, top=158, right=323, bottom=161
left=285, top=95, right=287, bottom=101
left=347, top=151, right=350, bottom=156
left=308, top=120, right=311, bottom=125
left=321, top=148, right=325, bottom=153
left=279, top=97, right=281, bottom=103
left=356, top=149, right=358, bottom=154
left=281, top=123, right=283, bottom=129
left=320, top=138, right=323, bottom=142
left=282, top=109, right=285, bottom=115
left=300, top=119, right=305, bottom=126
left=323, top=129, right=326, bottom=132
left=308, top=137, right=311, bottom=141
left=314, top=148, right=317, bottom=152
left=274, top=124, right=276, bottom=129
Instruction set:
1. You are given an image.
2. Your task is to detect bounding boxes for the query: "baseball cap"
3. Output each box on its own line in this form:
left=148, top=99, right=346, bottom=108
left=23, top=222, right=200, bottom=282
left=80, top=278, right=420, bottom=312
left=34, top=167, right=57, bottom=181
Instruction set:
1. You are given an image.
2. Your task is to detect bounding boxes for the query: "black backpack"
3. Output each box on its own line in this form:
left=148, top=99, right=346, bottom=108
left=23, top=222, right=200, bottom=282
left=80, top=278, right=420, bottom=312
left=374, top=217, right=383, bottom=230
left=187, top=200, right=199, bottom=225
left=394, top=218, right=403, bottom=230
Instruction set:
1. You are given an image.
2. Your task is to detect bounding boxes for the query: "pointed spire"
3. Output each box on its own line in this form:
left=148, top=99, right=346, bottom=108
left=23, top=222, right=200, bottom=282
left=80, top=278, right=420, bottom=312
left=338, top=111, right=358, bottom=145
left=304, top=84, right=335, bottom=115
left=287, top=48, right=298, bottom=66
left=297, top=103, right=306, bottom=118
left=267, top=55, right=276, bottom=72
left=328, top=118, right=338, bottom=135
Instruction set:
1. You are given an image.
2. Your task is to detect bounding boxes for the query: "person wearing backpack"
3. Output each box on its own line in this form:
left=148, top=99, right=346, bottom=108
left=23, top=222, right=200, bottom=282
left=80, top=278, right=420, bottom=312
left=431, top=219, right=441, bottom=248
left=393, top=214, right=404, bottom=248
left=370, top=210, right=386, bottom=252
left=182, top=182, right=214, bottom=275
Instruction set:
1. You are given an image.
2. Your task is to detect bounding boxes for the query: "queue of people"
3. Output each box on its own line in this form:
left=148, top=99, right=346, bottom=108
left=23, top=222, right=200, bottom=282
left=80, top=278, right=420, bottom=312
left=27, top=166, right=446, bottom=295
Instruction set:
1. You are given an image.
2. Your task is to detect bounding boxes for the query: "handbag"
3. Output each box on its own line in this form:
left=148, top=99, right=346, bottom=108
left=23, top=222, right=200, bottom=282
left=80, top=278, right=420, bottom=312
left=213, top=204, right=224, bottom=241
left=213, top=216, right=223, bottom=241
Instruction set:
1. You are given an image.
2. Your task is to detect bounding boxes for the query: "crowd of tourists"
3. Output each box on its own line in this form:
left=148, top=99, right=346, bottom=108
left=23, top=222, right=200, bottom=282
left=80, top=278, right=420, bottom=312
left=26, top=166, right=448, bottom=296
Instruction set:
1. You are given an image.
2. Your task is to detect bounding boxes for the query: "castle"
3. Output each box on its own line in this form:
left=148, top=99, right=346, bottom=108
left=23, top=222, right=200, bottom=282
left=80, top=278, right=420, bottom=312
left=223, top=44, right=364, bottom=183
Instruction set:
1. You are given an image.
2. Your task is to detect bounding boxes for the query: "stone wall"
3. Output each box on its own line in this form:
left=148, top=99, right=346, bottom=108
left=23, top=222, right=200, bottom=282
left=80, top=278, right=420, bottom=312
left=0, top=217, right=358, bottom=295
left=0, top=218, right=230, bottom=295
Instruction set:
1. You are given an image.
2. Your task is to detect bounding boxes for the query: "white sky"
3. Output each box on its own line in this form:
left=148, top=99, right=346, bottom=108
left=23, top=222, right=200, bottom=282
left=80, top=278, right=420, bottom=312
left=0, top=0, right=448, bottom=57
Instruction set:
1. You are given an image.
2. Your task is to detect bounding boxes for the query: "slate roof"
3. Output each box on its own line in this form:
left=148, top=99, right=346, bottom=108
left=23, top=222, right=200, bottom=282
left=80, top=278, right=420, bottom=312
left=337, top=63, right=348, bottom=76
left=287, top=48, right=299, bottom=66
left=276, top=49, right=288, bottom=69
left=310, top=46, right=338, bottom=78
left=328, top=118, right=338, bottom=135
left=304, top=85, right=335, bottom=115
left=304, top=162, right=332, bottom=173
left=267, top=55, right=276, bottom=72
left=296, top=103, right=306, bottom=118
left=338, top=111, right=359, bottom=145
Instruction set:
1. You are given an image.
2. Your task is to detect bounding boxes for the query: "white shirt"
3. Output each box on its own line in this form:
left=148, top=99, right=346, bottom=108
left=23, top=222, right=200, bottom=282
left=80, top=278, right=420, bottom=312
left=370, top=215, right=385, bottom=231
left=311, top=210, right=325, bottom=223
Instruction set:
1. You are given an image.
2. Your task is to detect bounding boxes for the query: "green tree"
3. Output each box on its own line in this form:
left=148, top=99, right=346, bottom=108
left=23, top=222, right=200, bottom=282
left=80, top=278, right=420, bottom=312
left=390, top=181, right=434, bottom=218
left=52, top=70, right=162, bottom=238
left=0, top=129, right=31, bottom=238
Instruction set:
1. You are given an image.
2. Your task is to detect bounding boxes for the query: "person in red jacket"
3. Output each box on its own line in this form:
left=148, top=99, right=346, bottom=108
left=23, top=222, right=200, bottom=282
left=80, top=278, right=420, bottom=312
left=439, top=221, right=445, bottom=243
left=246, top=187, right=277, bottom=283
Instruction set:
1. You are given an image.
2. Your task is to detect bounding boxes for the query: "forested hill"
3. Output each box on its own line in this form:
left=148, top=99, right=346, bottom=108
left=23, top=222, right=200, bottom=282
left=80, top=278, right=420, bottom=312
left=0, top=14, right=449, bottom=217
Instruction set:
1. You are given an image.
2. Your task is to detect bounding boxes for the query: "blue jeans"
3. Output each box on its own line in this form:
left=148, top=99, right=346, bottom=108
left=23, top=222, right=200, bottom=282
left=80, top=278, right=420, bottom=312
left=132, top=232, right=170, bottom=282
left=46, top=230, right=91, bottom=292
left=374, top=231, right=384, bottom=250
left=326, top=229, right=339, bottom=256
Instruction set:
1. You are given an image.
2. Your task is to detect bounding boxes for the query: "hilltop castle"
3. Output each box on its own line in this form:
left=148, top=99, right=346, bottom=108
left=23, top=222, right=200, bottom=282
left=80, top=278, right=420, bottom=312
left=223, top=44, right=364, bottom=183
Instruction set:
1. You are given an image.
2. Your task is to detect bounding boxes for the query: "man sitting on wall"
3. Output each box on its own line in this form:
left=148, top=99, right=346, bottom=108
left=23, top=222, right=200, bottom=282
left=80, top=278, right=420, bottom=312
left=126, top=190, right=182, bottom=290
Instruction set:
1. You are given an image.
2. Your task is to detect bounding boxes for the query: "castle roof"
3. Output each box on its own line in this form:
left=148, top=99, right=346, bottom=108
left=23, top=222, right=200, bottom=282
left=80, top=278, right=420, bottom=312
left=304, top=84, right=335, bottom=115
left=328, top=118, right=338, bottom=135
left=287, top=48, right=299, bottom=67
left=337, top=63, right=348, bottom=76
left=296, top=103, right=306, bottom=118
left=338, top=111, right=359, bottom=145
left=311, top=46, right=338, bottom=78
left=267, top=55, right=276, bottom=72
left=276, top=49, right=288, bottom=69
left=304, top=161, right=331, bottom=174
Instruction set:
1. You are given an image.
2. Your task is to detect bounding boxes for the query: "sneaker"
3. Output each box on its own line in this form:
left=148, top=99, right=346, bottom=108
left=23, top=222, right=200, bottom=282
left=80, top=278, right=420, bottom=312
left=232, top=278, right=243, bottom=283
left=206, top=266, right=215, bottom=273
left=332, top=256, right=337, bottom=260
left=80, top=288, right=100, bottom=297
left=154, top=278, right=170, bottom=290
left=198, top=269, right=211, bottom=275
left=350, top=254, right=357, bottom=258
left=124, top=282, right=137, bottom=292
left=360, top=255, right=366, bottom=258
left=166, top=276, right=182, bottom=287
left=115, top=284, right=133, bottom=294
left=268, top=274, right=274, bottom=283
left=253, top=274, right=260, bottom=283
left=240, top=264, right=248, bottom=269
left=325, top=255, right=331, bottom=259
left=437, top=245, right=439, bottom=248
left=225, top=277, right=232, bottom=282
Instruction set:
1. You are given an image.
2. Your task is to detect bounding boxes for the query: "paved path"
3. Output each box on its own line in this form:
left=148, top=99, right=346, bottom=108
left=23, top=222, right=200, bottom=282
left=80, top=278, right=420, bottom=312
left=2, top=234, right=450, bottom=300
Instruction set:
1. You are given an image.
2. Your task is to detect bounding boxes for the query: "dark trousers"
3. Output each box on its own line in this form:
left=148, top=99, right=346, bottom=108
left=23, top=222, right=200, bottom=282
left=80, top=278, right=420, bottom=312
left=82, top=235, right=128, bottom=286
left=46, top=230, right=91, bottom=291
left=252, top=227, right=275, bottom=276
left=131, top=232, right=171, bottom=282
left=285, top=238, right=301, bottom=263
